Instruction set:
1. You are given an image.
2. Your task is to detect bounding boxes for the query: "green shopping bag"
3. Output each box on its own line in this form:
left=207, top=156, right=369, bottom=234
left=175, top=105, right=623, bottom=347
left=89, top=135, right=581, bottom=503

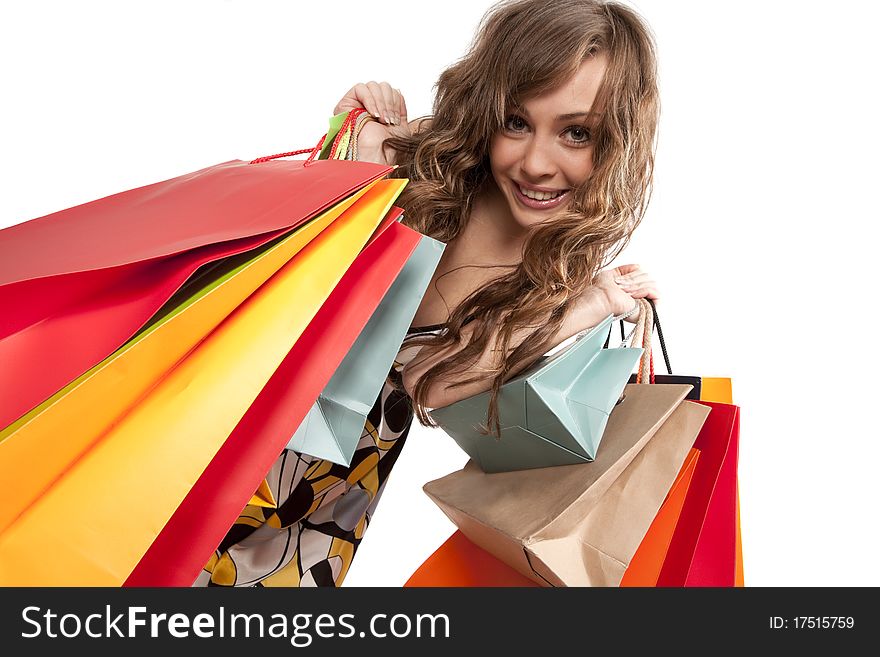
left=286, top=233, right=444, bottom=465
left=429, top=314, right=643, bottom=473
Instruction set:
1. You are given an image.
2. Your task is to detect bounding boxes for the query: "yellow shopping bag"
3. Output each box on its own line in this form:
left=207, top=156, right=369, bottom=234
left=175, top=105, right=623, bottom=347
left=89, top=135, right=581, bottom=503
left=0, top=179, right=405, bottom=586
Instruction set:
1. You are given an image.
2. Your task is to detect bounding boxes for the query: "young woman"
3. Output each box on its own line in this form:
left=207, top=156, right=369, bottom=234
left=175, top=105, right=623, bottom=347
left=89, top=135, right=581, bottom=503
left=197, top=0, right=661, bottom=587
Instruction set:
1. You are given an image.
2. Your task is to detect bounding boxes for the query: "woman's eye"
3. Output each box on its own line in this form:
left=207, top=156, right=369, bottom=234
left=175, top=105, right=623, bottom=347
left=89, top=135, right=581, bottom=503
left=566, top=126, right=591, bottom=144
left=504, top=115, right=527, bottom=132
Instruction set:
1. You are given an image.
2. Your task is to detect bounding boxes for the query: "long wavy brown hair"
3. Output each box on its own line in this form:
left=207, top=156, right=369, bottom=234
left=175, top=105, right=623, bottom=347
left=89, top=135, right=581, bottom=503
left=384, top=0, right=660, bottom=438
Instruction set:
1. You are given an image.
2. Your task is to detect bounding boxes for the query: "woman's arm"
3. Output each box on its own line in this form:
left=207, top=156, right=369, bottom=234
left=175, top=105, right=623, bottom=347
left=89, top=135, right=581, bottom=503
left=402, top=285, right=615, bottom=409
left=402, top=263, right=656, bottom=409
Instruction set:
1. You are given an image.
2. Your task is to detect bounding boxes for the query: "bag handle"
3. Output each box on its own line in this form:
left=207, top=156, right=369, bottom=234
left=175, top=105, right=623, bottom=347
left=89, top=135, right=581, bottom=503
left=247, top=135, right=327, bottom=167
left=327, top=108, right=375, bottom=161
left=647, top=298, right=671, bottom=374
left=630, top=299, right=653, bottom=384
left=247, top=108, right=377, bottom=166
left=602, top=297, right=671, bottom=379
left=246, top=108, right=373, bottom=167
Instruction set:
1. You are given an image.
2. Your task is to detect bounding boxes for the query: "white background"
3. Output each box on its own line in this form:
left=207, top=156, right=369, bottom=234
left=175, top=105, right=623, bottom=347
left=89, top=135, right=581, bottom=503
left=1, top=1, right=877, bottom=587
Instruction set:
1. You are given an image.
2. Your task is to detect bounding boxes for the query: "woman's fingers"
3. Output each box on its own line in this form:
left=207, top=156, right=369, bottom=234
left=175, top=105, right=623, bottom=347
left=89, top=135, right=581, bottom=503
left=364, top=81, right=394, bottom=124
left=335, top=83, right=381, bottom=119
left=627, top=282, right=660, bottom=301
left=335, top=82, right=408, bottom=127
left=616, top=271, right=648, bottom=284
left=616, top=273, right=651, bottom=292
left=379, top=82, right=399, bottom=124
left=616, top=272, right=660, bottom=302
left=613, top=263, right=641, bottom=278
left=333, top=85, right=364, bottom=115
left=364, top=82, right=385, bottom=120
left=629, top=286, right=659, bottom=300
left=360, top=83, right=385, bottom=120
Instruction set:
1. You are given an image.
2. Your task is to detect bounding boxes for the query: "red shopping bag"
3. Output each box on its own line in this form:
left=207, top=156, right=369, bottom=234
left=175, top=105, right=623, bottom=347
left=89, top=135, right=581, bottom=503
left=657, top=400, right=740, bottom=587
left=0, top=158, right=390, bottom=429
left=125, top=214, right=421, bottom=586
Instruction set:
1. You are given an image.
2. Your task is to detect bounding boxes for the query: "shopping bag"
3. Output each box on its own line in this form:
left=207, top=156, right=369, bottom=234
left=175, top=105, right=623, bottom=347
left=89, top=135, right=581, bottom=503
left=617, top=400, right=740, bottom=588
left=429, top=314, right=644, bottom=472
left=125, top=218, right=437, bottom=586
left=617, top=400, right=740, bottom=589
left=405, top=530, right=540, bottom=588
left=286, top=234, right=444, bottom=464
left=423, top=382, right=708, bottom=586
left=412, top=301, right=740, bottom=587
left=128, top=113, right=444, bottom=585
left=0, top=182, right=378, bottom=536
left=692, top=377, right=743, bottom=587
left=656, top=400, right=740, bottom=587
left=406, top=452, right=704, bottom=588
left=528, top=395, right=709, bottom=586
left=0, top=229, right=285, bottom=430
left=619, top=448, right=700, bottom=586
left=621, top=385, right=743, bottom=587
left=0, top=157, right=391, bottom=430
left=281, top=108, right=443, bottom=464
left=612, top=301, right=743, bottom=587
left=0, top=178, right=404, bottom=586
left=407, top=447, right=704, bottom=588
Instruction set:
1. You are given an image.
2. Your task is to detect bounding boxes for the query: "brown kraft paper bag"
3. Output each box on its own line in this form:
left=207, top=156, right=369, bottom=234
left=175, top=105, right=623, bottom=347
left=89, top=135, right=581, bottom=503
left=423, top=383, right=710, bottom=586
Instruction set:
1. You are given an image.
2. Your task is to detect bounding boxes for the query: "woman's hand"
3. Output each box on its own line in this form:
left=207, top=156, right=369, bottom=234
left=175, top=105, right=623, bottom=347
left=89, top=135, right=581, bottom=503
left=333, top=81, right=413, bottom=164
left=334, top=81, right=407, bottom=125
left=592, top=264, right=660, bottom=324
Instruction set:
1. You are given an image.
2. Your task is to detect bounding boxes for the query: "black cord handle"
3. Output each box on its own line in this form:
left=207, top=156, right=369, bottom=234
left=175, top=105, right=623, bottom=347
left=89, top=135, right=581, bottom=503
left=603, top=298, right=672, bottom=374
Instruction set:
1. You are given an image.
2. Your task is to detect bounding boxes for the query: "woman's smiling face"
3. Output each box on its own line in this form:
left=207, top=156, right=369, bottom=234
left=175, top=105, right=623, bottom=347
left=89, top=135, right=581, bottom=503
left=488, top=53, right=607, bottom=230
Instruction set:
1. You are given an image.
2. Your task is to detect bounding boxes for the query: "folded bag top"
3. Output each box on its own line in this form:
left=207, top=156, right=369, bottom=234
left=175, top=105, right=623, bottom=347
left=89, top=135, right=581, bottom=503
left=0, top=158, right=391, bottom=285
left=429, top=314, right=644, bottom=473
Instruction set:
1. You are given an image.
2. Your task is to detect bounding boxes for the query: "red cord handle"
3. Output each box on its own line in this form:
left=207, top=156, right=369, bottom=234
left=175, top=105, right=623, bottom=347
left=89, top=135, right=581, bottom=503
left=248, top=133, right=327, bottom=166
left=248, top=107, right=370, bottom=166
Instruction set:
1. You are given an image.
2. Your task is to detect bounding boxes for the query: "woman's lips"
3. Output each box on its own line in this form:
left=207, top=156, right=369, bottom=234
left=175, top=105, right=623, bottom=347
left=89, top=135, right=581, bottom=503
left=512, top=182, right=570, bottom=210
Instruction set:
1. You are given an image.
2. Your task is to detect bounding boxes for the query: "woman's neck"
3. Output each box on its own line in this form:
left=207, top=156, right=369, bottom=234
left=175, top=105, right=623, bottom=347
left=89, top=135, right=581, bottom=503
left=457, top=178, right=528, bottom=266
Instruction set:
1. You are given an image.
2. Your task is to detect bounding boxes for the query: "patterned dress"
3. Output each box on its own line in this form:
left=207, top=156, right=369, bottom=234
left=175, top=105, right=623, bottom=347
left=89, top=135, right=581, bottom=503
left=194, top=323, right=442, bottom=587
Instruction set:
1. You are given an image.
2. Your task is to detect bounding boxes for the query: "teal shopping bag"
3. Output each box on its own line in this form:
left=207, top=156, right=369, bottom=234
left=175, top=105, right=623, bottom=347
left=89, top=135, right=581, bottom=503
left=429, top=315, right=643, bottom=473
left=286, top=233, right=444, bottom=465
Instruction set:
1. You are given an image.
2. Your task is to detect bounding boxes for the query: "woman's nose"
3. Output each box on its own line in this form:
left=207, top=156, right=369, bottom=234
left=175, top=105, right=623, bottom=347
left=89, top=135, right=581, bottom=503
left=519, top=137, right=556, bottom=180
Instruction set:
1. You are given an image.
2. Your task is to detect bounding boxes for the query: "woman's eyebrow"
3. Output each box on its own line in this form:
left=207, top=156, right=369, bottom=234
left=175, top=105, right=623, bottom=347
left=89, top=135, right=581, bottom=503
left=556, top=111, right=599, bottom=121
left=515, top=106, right=599, bottom=121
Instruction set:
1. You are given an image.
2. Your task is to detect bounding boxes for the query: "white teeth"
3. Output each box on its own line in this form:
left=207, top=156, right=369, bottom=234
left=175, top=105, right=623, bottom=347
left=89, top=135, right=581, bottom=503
left=518, top=186, right=565, bottom=201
